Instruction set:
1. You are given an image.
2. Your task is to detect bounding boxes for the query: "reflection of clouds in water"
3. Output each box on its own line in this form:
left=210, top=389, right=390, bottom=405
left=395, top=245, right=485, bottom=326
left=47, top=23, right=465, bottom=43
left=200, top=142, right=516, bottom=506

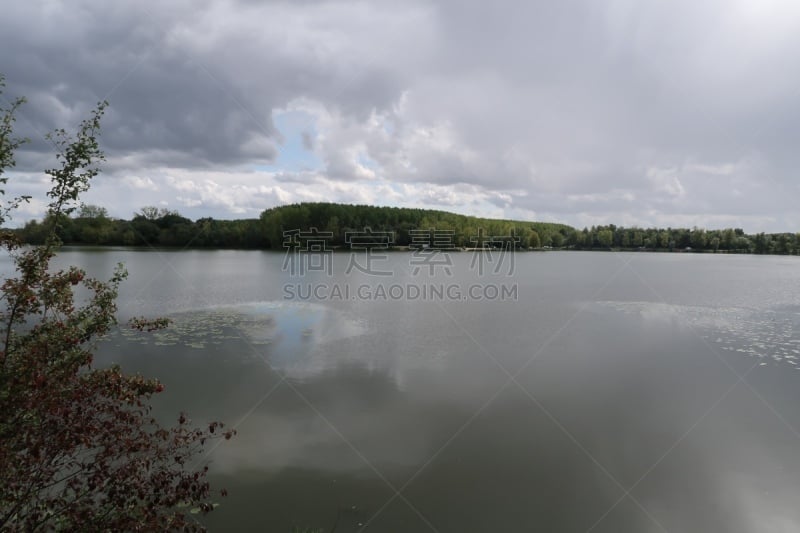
left=117, top=300, right=450, bottom=388
left=210, top=406, right=428, bottom=476
left=210, top=411, right=366, bottom=474
left=597, top=301, right=800, bottom=369
left=210, top=364, right=432, bottom=476
left=725, top=471, right=800, bottom=533
left=113, top=302, right=440, bottom=476
left=237, top=302, right=366, bottom=347
left=232, top=302, right=451, bottom=389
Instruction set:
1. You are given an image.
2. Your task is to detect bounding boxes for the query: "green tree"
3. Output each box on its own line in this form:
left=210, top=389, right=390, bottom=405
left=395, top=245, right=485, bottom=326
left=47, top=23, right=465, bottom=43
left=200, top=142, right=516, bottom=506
left=138, top=206, right=176, bottom=220
left=0, top=80, right=232, bottom=531
left=721, top=228, right=735, bottom=250
left=78, top=204, right=108, bottom=219
left=775, top=234, right=790, bottom=255
left=620, top=231, right=631, bottom=248
left=528, top=229, right=541, bottom=249
left=597, top=229, right=613, bottom=248
left=690, top=228, right=706, bottom=250
left=754, top=232, right=768, bottom=254
left=658, top=231, right=670, bottom=249
left=737, top=235, right=752, bottom=252
left=580, top=228, right=590, bottom=248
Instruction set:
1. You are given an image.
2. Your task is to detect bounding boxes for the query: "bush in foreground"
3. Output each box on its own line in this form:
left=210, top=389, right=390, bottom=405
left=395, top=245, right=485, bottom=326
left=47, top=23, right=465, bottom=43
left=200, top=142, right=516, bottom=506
left=0, top=76, right=233, bottom=531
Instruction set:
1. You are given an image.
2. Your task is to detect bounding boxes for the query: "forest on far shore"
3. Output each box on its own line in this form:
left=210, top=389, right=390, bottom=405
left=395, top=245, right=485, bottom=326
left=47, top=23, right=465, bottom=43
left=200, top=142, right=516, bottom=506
left=12, top=202, right=800, bottom=255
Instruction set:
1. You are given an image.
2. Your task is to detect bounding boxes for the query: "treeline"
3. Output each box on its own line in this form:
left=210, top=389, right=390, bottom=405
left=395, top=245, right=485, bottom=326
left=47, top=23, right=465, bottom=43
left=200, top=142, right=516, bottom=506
left=259, top=203, right=573, bottom=248
left=13, top=203, right=800, bottom=255
left=569, top=225, right=800, bottom=254
left=19, top=206, right=269, bottom=248
left=16, top=203, right=573, bottom=249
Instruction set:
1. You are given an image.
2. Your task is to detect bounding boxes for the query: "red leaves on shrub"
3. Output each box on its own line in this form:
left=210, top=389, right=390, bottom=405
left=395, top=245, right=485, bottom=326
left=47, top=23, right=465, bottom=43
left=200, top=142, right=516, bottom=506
left=0, top=86, right=232, bottom=532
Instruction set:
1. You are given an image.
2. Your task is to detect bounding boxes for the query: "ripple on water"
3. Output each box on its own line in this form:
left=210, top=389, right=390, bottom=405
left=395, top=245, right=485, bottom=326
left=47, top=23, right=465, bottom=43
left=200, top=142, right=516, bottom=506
left=596, top=300, right=800, bottom=370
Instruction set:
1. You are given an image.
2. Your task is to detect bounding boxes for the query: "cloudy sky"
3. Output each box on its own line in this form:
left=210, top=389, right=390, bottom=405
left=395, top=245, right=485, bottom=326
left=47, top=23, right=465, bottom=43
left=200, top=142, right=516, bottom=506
left=1, top=0, right=799, bottom=232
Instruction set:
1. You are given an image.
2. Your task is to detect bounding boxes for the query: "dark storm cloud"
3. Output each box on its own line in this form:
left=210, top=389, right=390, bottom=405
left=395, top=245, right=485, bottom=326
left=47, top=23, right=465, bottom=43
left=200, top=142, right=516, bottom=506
left=1, top=2, right=278, bottom=167
left=0, top=0, right=408, bottom=167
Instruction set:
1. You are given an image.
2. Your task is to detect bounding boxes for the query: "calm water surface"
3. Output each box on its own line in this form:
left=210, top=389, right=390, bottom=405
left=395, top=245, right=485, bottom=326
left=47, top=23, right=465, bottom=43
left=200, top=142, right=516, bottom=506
left=43, top=250, right=800, bottom=531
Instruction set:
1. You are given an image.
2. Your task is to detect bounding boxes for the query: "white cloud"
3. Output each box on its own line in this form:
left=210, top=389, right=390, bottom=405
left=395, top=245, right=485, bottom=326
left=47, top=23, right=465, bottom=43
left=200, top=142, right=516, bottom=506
left=122, top=175, right=159, bottom=191
left=647, top=166, right=686, bottom=198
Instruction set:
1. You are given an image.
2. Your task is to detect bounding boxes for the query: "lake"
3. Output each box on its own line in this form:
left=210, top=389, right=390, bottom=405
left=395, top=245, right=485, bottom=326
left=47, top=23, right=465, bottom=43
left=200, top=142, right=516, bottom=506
left=42, top=249, right=800, bottom=531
